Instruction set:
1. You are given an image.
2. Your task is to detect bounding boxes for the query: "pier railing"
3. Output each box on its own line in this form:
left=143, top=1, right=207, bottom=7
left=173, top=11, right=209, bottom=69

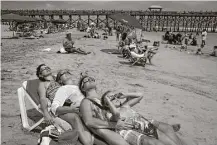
left=2, top=9, right=217, bottom=32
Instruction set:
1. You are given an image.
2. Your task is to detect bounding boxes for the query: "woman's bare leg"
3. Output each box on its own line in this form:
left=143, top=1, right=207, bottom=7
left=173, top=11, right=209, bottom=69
left=140, top=135, right=165, bottom=145
left=90, top=128, right=129, bottom=145
left=59, top=113, right=93, bottom=145
left=152, top=121, right=183, bottom=145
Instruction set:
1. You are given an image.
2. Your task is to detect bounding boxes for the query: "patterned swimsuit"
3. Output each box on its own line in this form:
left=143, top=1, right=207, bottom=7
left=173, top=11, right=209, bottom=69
left=46, top=81, right=61, bottom=103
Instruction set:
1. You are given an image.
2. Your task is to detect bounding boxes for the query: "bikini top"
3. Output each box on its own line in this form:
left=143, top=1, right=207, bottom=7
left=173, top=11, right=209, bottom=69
left=46, top=81, right=61, bottom=103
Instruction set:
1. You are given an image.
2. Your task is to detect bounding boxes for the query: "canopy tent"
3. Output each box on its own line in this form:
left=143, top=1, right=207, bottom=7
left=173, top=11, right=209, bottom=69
left=148, top=5, right=163, bottom=11
left=109, top=13, right=143, bottom=42
left=1, top=13, right=36, bottom=22
left=109, top=13, right=143, bottom=29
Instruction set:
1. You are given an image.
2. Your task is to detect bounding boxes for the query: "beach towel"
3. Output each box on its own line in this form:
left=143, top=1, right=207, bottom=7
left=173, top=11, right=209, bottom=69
left=57, top=47, right=68, bottom=54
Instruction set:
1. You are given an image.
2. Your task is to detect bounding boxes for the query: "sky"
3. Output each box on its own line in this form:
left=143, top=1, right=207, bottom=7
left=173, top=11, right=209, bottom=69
left=1, top=1, right=217, bottom=11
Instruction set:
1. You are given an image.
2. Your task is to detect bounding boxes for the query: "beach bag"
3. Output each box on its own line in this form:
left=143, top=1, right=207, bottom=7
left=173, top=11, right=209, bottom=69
left=59, top=47, right=67, bottom=54
left=38, top=125, right=80, bottom=145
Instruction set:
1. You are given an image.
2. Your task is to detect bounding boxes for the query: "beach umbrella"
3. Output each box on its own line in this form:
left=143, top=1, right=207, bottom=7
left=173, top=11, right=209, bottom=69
left=109, top=13, right=143, bottom=29
left=1, top=13, right=36, bottom=22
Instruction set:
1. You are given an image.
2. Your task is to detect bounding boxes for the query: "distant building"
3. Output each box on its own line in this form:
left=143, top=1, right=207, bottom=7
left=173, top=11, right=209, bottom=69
left=148, top=5, right=163, bottom=12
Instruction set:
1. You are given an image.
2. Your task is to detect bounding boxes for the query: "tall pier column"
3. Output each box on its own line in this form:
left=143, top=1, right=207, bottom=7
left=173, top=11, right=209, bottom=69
left=106, top=15, right=109, bottom=27
left=88, top=15, right=90, bottom=26
left=96, top=15, right=99, bottom=27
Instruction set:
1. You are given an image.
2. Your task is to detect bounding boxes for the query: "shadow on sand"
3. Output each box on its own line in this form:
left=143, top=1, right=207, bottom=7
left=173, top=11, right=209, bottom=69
left=100, top=49, right=120, bottom=55
left=25, top=108, right=45, bottom=132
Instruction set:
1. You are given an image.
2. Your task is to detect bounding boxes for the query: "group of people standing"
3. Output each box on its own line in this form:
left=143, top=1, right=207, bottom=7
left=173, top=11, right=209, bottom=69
left=36, top=64, right=194, bottom=145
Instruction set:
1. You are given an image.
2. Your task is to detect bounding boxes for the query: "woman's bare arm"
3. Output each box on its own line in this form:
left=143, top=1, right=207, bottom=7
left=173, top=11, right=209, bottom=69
left=105, top=96, right=120, bottom=121
left=119, top=92, right=144, bottom=107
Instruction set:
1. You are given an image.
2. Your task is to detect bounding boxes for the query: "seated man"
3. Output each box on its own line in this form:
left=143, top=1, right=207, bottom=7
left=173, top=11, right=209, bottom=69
left=63, top=33, right=91, bottom=55
left=36, top=64, right=105, bottom=145
left=210, top=46, right=217, bottom=57
left=190, top=36, right=198, bottom=46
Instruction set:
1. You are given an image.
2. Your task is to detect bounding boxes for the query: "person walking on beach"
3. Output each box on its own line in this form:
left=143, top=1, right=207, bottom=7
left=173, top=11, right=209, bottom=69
left=115, top=25, right=121, bottom=41
left=201, top=29, right=207, bottom=46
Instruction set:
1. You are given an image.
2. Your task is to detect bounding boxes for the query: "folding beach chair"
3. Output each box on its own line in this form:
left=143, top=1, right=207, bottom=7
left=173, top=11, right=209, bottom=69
left=17, top=79, right=45, bottom=131
left=129, top=51, right=147, bottom=67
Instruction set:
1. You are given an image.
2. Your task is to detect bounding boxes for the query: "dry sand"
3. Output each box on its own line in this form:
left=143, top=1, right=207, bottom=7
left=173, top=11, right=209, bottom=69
left=1, top=25, right=217, bottom=145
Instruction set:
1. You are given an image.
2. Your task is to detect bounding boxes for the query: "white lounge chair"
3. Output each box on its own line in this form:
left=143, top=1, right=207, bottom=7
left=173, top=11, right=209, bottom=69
left=17, top=79, right=45, bottom=131
left=17, top=79, right=71, bottom=132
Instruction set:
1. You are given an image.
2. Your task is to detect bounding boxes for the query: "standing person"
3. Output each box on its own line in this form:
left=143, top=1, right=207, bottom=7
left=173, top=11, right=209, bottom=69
left=201, top=29, right=207, bottom=46
left=63, top=33, right=91, bottom=55
left=115, top=25, right=121, bottom=41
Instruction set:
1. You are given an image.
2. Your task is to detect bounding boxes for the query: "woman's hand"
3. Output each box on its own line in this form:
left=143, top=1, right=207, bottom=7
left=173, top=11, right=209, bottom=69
left=70, top=105, right=80, bottom=113
left=104, top=95, right=111, bottom=106
left=44, top=114, right=54, bottom=125
left=115, top=118, right=133, bottom=130
left=115, top=92, right=124, bottom=99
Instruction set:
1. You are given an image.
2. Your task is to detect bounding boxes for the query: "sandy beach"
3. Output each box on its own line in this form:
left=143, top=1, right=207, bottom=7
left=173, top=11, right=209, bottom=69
left=1, top=25, right=217, bottom=145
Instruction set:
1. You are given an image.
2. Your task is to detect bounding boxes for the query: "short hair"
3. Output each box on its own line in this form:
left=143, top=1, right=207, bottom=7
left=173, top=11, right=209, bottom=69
left=36, top=64, right=46, bottom=80
left=78, top=75, right=89, bottom=97
left=56, top=69, right=71, bottom=84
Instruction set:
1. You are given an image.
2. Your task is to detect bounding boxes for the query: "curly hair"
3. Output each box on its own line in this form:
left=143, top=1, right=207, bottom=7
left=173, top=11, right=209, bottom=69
left=36, top=64, right=46, bottom=81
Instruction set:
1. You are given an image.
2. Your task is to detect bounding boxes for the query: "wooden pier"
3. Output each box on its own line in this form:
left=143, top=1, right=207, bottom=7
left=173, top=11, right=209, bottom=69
left=2, top=10, right=217, bottom=32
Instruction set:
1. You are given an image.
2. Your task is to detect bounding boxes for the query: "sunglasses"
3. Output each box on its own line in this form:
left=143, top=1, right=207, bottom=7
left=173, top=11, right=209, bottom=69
left=40, top=66, right=51, bottom=73
left=109, top=93, right=123, bottom=101
left=83, top=77, right=95, bottom=84
left=58, top=70, right=71, bottom=79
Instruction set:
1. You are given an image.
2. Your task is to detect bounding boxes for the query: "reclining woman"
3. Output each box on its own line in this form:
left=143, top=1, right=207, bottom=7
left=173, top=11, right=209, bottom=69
left=101, top=91, right=190, bottom=145
left=36, top=64, right=106, bottom=145
left=79, top=75, right=191, bottom=145
left=79, top=75, right=132, bottom=145
left=63, top=33, right=91, bottom=55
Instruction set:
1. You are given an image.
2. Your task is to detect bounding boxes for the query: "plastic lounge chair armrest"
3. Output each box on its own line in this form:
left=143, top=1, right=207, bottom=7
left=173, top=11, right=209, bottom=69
left=130, top=51, right=145, bottom=58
